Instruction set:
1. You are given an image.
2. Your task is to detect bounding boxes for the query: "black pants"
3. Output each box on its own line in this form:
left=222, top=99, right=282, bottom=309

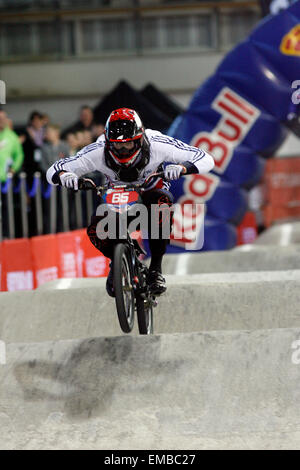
left=87, top=188, right=174, bottom=269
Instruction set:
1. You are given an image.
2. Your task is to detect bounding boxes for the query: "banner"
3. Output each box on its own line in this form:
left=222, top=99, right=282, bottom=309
left=0, top=242, right=2, bottom=291
left=1, top=239, right=34, bottom=291
left=0, top=230, right=110, bottom=292
left=263, top=156, right=300, bottom=225
left=57, top=231, right=82, bottom=279
left=31, top=234, right=60, bottom=288
left=78, top=229, right=110, bottom=278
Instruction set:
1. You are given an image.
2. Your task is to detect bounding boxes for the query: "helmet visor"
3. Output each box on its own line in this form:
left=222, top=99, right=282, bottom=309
left=107, top=119, right=138, bottom=142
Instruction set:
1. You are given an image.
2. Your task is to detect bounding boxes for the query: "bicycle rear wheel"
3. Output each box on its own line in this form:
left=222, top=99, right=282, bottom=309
left=136, top=295, right=153, bottom=335
left=113, top=243, right=135, bottom=333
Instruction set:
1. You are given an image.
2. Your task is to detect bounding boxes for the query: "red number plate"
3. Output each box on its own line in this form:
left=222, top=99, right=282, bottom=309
left=106, top=189, right=139, bottom=205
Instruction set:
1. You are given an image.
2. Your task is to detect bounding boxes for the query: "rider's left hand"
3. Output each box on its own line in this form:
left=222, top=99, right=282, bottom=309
left=164, top=164, right=186, bottom=180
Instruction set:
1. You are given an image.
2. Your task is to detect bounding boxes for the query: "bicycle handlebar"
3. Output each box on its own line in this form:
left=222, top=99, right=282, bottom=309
left=78, top=171, right=166, bottom=193
left=78, top=178, right=97, bottom=191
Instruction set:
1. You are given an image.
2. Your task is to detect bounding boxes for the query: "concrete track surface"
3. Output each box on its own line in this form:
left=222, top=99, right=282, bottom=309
left=1, top=225, right=300, bottom=449
left=162, top=245, right=300, bottom=274
left=1, top=329, right=300, bottom=450
left=254, top=222, right=300, bottom=246
left=1, top=275, right=300, bottom=342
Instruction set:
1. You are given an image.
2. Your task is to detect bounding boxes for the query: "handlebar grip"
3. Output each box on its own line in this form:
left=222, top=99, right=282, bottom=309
left=78, top=178, right=96, bottom=190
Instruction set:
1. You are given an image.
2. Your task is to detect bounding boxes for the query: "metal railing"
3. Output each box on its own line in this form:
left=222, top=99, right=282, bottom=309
left=0, top=0, right=111, bottom=9
left=0, top=172, right=101, bottom=241
left=0, top=0, right=258, bottom=11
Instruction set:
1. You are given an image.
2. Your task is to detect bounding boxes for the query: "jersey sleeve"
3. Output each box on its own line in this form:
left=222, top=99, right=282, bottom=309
left=150, top=133, right=215, bottom=174
left=46, top=142, right=101, bottom=185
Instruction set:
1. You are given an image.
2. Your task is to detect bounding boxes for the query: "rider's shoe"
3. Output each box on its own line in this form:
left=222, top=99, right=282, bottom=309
left=106, top=263, right=115, bottom=298
left=147, top=270, right=167, bottom=296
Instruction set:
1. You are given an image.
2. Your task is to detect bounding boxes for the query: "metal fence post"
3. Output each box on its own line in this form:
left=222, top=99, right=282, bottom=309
left=19, top=172, right=29, bottom=238
left=6, top=173, right=15, bottom=239
left=75, top=190, right=83, bottom=229
left=50, top=184, right=57, bottom=234
left=61, top=187, right=70, bottom=232
left=86, top=190, right=94, bottom=226
left=34, top=172, right=43, bottom=236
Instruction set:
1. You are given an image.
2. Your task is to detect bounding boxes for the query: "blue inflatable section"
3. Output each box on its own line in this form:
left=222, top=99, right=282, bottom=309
left=143, top=216, right=237, bottom=255
left=167, top=1, right=300, bottom=252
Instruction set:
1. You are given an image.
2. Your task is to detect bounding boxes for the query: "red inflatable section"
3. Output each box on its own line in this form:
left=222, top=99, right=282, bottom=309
left=0, top=229, right=109, bottom=292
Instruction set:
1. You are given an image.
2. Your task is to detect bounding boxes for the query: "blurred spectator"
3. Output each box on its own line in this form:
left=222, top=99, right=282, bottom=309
left=66, top=132, right=79, bottom=155
left=62, top=105, right=94, bottom=138
left=41, top=113, right=50, bottom=128
left=0, top=108, right=24, bottom=182
left=19, top=134, right=26, bottom=145
left=6, top=118, right=13, bottom=130
left=40, top=124, right=70, bottom=174
left=75, top=130, right=85, bottom=150
left=92, top=122, right=105, bottom=140
left=82, top=129, right=93, bottom=146
left=27, top=111, right=45, bottom=147
left=21, top=111, right=45, bottom=180
left=80, top=106, right=94, bottom=130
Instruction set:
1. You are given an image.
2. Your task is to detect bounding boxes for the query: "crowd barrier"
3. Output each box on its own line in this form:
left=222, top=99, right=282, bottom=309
left=0, top=213, right=255, bottom=292
left=0, top=229, right=109, bottom=292
left=0, top=171, right=100, bottom=241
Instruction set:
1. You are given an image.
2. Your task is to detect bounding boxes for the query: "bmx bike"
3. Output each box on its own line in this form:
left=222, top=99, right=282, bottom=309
left=78, top=172, right=166, bottom=335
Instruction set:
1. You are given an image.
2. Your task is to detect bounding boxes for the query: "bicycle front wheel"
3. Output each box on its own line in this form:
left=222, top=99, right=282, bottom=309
left=136, top=295, right=153, bottom=335
left=113, top=243, right=135, bottom=333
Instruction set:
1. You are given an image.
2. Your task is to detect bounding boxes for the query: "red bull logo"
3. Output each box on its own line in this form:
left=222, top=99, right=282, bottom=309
left=170, top=174, right=219, bottom=249
left=280, top=24, right=300, bottom=56
left=190, top=87, right=260, bottom=173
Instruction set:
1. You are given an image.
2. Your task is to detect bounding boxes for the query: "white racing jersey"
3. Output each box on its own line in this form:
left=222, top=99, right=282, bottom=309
left=46, top=129, right=215, bottom=190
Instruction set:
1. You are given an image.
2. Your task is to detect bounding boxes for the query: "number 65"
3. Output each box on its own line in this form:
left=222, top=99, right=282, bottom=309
left=112, top=192, right=129, bottom=203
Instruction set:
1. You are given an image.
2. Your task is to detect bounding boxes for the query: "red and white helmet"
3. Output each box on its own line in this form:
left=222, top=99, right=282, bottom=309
left=105, top=108, right=144, bottom=167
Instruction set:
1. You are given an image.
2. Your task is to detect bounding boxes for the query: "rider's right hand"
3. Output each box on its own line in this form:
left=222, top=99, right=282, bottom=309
left=59, top=171, right=79, bottom=190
